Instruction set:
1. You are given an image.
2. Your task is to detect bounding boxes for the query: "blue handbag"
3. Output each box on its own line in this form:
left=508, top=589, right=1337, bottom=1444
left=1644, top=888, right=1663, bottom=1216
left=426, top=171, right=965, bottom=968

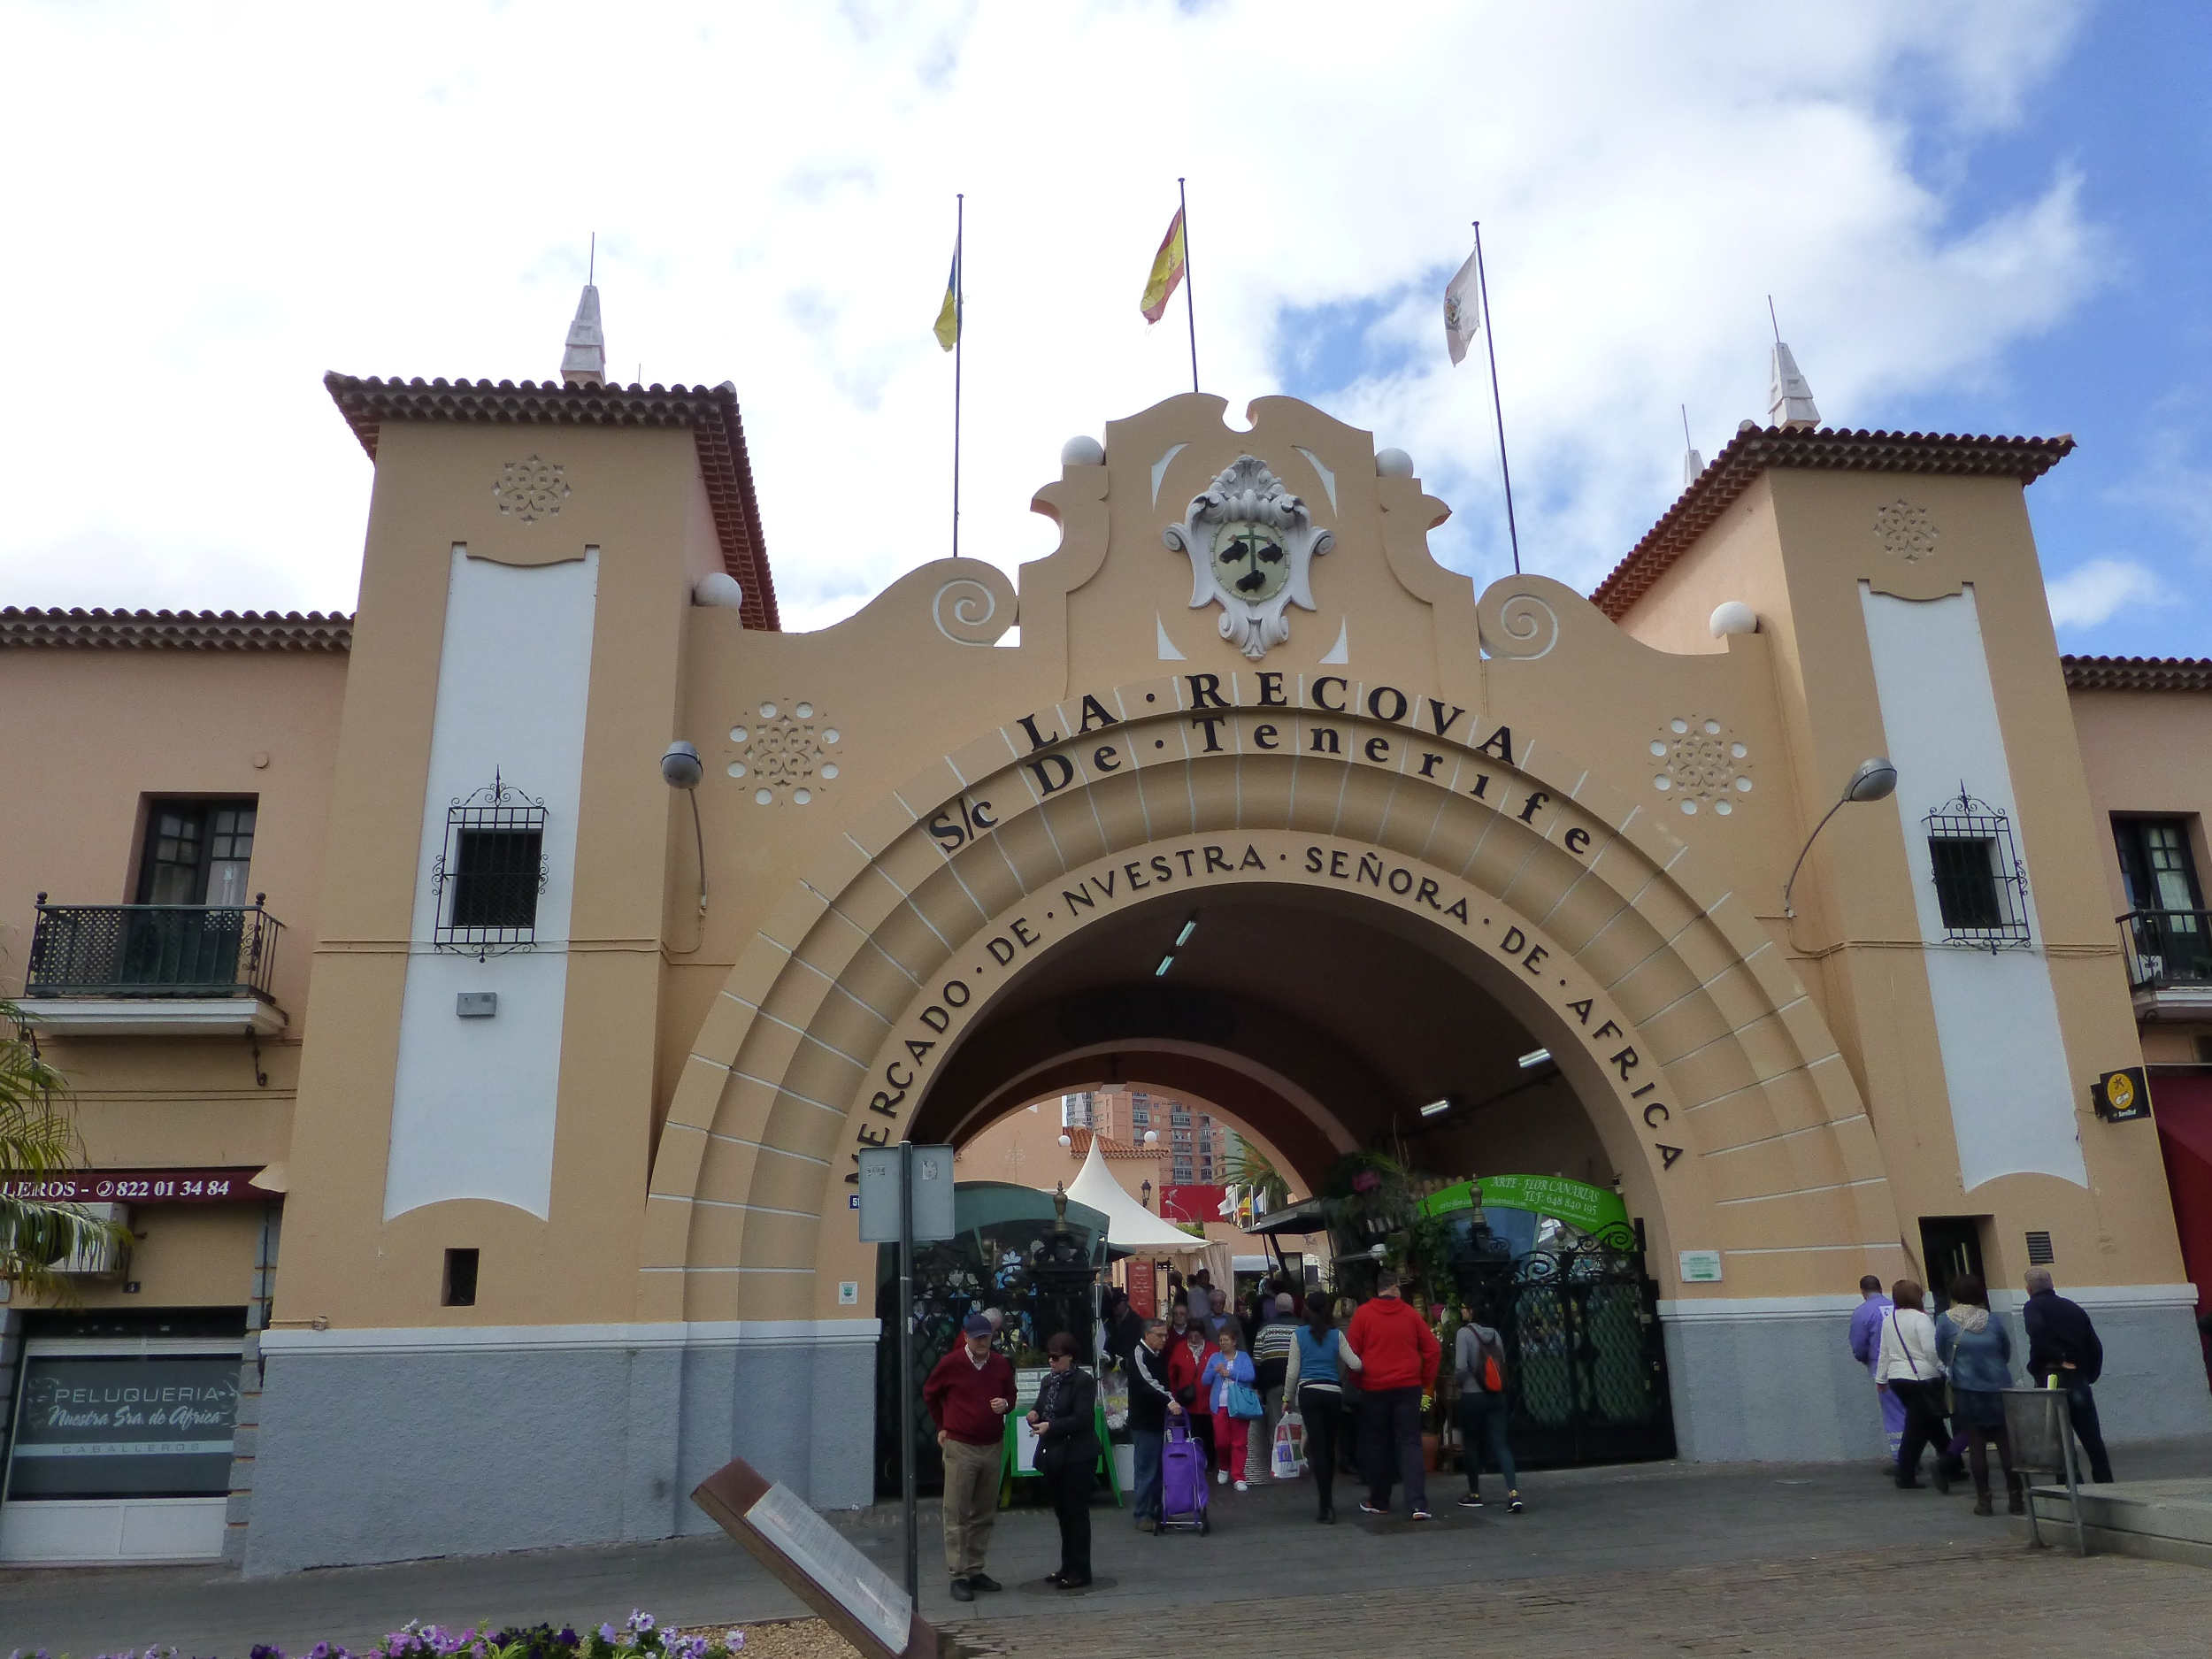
left=1226, top=1377, right=1265, bottom=1419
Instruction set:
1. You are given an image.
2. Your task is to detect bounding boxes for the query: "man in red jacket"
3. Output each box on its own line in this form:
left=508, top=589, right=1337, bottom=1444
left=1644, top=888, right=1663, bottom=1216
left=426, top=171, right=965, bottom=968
left=923, top=1312, right=1014, bottom=1601
left=1347, top=1272, right=1441, bottom=1519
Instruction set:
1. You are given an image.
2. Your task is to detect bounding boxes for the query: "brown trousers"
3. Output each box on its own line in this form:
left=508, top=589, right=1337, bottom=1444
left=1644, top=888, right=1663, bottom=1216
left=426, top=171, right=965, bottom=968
left=940, top=1435, right=1002, bottom=1578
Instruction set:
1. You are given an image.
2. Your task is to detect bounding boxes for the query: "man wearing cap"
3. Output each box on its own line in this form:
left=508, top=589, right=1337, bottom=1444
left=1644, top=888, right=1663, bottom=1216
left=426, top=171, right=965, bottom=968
left=923, top=1312, right=1016, bottom=1601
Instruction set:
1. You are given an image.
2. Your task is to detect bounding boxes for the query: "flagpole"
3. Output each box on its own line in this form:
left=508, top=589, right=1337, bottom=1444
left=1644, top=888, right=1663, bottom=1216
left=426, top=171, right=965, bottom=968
left=1472, top=220, right=1522, bottom=576
left=1179, top=177, right=1198, bottom=394
left=952, top=193, right=964, bottom=560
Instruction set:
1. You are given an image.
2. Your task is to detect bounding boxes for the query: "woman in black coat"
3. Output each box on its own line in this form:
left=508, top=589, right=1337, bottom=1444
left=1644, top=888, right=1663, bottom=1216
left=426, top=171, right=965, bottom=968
left=1027, top=1330, right=1100, bottom=1588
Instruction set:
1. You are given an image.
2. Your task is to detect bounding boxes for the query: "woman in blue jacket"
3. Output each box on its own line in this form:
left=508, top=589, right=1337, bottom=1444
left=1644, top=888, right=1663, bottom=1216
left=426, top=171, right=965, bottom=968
left=1937, top=1273, right=2022, bottom=1516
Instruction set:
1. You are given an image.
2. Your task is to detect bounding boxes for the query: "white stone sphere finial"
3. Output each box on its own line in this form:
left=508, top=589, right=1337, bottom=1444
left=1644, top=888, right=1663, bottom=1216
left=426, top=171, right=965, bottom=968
left=1709, top=601, right=1758, bottom=638
left=1061, top=435, right=1104, bottom=467
left=694, top=572, right=744, bottom=609
left=1375, top=448, right=1414, bottom=478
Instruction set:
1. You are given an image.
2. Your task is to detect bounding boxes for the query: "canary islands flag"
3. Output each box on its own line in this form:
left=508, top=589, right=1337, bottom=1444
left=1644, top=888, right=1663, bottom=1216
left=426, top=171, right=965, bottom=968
left=933, top=237, right=961, bottom=352
left=1141, top=207, right=1187, bottom=324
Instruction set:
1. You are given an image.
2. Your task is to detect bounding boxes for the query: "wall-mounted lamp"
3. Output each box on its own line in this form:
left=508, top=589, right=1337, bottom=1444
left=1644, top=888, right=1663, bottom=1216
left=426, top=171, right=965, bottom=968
left=1175, top=915, right=1199, bottom=948
left=661, top=741, right=708, bottom=917
left=1419, top=1097, right=1453, bottom=1118
left=1154, top=955, right=1176, bottom=978
left=1517, top=1048, right=1551, bottom=1070
left=1782, top=757, right=1898, bottom=919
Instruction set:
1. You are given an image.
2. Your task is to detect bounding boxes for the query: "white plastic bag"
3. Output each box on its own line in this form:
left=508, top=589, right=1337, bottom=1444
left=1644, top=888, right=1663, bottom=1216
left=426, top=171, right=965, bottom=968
left=1271, top=1410, right=1307, bottom=1480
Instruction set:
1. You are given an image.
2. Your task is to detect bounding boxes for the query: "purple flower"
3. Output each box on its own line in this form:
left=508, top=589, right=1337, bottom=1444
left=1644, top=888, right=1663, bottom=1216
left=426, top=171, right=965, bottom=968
left=626, top=1615, right=655, bottom=1637
left=598, top=1628, right=618, bottom=1647
left=252, top=1646, right=288, bottom=1659
left=558, top=1633, right=578, bottom=1649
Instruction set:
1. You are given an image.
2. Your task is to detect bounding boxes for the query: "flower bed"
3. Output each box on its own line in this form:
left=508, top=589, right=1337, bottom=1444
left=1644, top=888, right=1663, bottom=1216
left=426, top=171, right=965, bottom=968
left=4, top=1609, right=874, bottom=1659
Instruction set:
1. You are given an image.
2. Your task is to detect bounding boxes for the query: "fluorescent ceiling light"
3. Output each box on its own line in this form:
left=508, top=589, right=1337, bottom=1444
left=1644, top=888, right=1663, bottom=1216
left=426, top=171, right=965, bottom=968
left=1155, top=956, right=1175, bottom=978
left=1518, top=1048, right=1551, bottom=1069
left=1175, top=917, right=1198, bottom=947
left=1420, top=1098, right=1452, bottom=1118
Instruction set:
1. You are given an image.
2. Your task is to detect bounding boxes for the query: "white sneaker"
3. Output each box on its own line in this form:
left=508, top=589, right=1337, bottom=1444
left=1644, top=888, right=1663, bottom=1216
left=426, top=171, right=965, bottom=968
left=1234, top=1479, right=1248, bottom=1491
left=1217, top=1470, right=1228, bottom=1485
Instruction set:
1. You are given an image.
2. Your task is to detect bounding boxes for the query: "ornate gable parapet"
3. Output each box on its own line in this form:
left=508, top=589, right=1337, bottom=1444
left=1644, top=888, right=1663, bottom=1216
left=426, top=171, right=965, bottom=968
left=322, top=373, right=779, bottom=632
left=1593, top=426, right=2076, bottom=621
left=0, top=606, right=354, bottom=652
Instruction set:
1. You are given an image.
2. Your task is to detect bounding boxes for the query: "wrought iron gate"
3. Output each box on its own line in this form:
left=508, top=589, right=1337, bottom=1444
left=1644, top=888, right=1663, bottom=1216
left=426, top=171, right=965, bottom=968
left=1455, top=1221, right=1675, bottom=1468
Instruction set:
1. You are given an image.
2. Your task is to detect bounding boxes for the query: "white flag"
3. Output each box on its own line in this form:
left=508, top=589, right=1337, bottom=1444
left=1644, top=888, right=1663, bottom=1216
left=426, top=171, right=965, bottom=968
left=1443, top=246, right=1481, bottom=365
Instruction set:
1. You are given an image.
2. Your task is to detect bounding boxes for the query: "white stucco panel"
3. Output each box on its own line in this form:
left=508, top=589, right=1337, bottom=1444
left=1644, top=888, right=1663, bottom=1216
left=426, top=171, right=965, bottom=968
left=1859, top=583, right=2086, bottom=1190
left=384, top=548, right=600, bottom=1220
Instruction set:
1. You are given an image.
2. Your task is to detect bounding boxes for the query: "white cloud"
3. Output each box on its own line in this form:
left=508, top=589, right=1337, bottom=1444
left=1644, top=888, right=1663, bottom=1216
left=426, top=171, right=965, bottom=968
left=2045, top=557, right=2167, bottom=629
left=0, top=0, right=2101, bottom=621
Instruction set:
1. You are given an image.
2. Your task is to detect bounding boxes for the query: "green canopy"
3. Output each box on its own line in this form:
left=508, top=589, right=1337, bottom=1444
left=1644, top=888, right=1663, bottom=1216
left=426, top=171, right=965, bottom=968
left=1420, top=1173, right=1628, bottom=1237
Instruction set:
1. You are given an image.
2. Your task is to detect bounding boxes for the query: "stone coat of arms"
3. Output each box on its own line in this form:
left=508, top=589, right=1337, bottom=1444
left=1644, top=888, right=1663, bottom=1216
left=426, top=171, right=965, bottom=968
left=1164, top=455, right=1334, bottom=660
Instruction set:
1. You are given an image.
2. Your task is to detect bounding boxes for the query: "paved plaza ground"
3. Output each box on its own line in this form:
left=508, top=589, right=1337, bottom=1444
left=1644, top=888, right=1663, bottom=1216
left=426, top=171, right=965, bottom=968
left=9, top=1436, right=2211, bottom=1656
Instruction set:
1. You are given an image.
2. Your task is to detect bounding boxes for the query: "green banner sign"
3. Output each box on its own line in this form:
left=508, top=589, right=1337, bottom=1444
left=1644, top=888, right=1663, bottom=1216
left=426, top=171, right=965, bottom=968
left=1419, top=1173, right=1629, bottom=1237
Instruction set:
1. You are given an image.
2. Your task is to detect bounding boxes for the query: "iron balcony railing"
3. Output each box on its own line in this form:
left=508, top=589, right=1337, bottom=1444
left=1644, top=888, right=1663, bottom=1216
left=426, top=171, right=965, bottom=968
left=2116, top=908, right=2212, bottom=991
left=25, top=895, right=284, bottom=1001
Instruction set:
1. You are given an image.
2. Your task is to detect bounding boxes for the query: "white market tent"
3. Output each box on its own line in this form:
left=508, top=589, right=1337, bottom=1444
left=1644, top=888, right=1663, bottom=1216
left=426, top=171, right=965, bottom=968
left=1064, top=1137, right=1214, bottom=1257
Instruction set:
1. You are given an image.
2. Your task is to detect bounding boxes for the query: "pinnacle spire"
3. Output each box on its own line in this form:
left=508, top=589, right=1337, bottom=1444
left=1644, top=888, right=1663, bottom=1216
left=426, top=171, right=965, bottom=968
left=561, top=284, right=605, bottom=388
left=1680, top=404, right=1704, bottom=488
left=1767, top=340, right=1818, bottom=429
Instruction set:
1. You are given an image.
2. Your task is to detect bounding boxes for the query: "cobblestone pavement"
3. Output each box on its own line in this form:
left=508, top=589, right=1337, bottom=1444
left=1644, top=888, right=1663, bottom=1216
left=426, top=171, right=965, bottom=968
left=948, top=1540, right=2212, bottom=1658
left=8, top=1437, right=2210, bottom=1655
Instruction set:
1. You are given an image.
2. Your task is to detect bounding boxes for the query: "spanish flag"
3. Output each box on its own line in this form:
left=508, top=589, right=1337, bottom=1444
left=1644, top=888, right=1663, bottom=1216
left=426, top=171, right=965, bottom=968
left=1141, top=207, right=1187, bottom=324
left=933, top=236, right=961, bottom=352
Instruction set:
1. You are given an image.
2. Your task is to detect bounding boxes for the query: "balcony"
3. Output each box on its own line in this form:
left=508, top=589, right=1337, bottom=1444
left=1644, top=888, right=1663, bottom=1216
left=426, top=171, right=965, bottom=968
left=14, top=897, right=288, bottom=1036
left=2117, top=909, right=2212, bottom=1020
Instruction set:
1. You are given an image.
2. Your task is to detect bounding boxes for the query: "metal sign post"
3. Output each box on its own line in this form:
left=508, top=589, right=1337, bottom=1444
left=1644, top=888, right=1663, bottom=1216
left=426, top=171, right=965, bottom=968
left=857, top=1143, right=956, bottom=1604
left=898, top=1141, right=917, bottom=1602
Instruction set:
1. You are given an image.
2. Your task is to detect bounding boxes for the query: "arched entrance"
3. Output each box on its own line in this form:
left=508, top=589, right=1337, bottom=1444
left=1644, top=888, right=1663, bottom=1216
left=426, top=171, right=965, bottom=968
left=641, top=677, right=1903, bottom=1487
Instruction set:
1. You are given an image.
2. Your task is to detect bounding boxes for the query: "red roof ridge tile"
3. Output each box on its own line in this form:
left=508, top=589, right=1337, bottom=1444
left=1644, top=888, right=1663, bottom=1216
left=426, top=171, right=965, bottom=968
left=323, top=373, right=779, bottom=631
left=1592, top=425, right=2075, bottom=621
left=0, top=606, right=353, bottom=651
left=2060, top=654, right=2212, bottom=692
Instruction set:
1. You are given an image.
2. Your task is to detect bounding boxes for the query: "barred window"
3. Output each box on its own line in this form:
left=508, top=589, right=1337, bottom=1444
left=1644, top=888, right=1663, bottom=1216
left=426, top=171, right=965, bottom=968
left=1924, top=789, right=2030, bottom=949
left=432, top=772, right=549, bottom=956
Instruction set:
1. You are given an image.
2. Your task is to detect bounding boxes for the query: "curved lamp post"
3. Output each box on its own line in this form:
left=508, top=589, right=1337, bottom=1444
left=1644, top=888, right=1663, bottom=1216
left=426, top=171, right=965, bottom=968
left=1781, top=757, right=1898, bottom=920
left=660, top=741, right=707, bottom=916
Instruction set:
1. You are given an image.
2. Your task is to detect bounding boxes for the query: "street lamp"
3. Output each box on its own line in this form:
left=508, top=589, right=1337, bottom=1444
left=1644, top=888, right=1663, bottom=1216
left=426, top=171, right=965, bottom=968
left=659, top=741, right=707, bottom=916
left=1141, top=1179, right=1153, bottom=1210
left=1782, top=757, right=1898, bottom=919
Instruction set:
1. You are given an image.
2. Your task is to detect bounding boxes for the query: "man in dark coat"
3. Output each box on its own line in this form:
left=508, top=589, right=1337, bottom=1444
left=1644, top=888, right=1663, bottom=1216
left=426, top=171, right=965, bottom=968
left=2023, top=1268, right=2114, bottom=1483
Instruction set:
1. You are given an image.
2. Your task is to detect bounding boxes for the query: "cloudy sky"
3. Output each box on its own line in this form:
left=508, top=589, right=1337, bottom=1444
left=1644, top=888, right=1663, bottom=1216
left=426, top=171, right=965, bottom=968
left=4, top=2, right=2205, bottom=654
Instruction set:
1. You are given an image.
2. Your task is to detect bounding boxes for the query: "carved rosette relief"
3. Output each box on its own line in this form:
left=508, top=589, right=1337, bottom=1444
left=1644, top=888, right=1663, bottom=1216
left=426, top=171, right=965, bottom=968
left=727, top=700, right=840, bottom=806
left=1874, top=498, right=1937, bottom=564
left=1650, top=717, right=1752, bottom=817
left=1164, top=455, right=1333, bottom=660
left=493, top=456, right=571, bottom=523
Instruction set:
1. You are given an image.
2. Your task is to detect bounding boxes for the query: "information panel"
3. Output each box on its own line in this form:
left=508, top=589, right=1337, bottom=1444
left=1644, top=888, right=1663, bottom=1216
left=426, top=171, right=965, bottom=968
left=692, top=1456, right=937, bottom=1659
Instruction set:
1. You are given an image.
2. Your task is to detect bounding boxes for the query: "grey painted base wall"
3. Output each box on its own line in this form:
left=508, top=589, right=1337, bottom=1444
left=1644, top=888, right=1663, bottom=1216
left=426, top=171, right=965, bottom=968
left=243, top=1331, right=876, bottom=1577
left=1663, top=1299, right=2212, bottom=1465
left=244, top=1299, right=2208, bottom=1575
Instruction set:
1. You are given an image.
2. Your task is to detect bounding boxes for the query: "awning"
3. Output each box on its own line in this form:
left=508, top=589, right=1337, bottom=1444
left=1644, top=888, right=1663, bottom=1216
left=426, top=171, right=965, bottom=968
left=1241, top=1196, right=1331, bottom=1237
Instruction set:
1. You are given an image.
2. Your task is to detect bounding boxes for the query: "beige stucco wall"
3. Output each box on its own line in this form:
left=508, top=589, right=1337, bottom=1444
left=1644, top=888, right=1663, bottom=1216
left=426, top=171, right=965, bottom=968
left=0, top=645, right=343, bottom=1312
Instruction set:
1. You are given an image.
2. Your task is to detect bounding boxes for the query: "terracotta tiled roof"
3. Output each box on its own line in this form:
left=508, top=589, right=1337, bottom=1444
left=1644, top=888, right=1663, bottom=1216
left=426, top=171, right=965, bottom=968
left=0, top=607, right=353, bottom=652
left=1065, top=1128, right=1166, bottom=1161
left=323, top=374, right=780, bottom=631
left=1592, top=426, right=2076, bottom=620
left=2062, top=655, right=2212, bottom=692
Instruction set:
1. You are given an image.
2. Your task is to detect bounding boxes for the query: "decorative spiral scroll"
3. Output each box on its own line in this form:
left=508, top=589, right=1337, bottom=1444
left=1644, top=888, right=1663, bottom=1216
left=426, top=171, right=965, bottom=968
left=932, top=569, right=1018, bottom=646
left=1482, top=591, right=1560, bottom=660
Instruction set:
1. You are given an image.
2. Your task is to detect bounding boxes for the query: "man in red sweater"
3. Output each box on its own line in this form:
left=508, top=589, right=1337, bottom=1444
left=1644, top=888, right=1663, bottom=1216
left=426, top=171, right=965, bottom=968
left=1347, top=1272, right=1441, bottom=1519
left=923, top=1312, right=1014, bottom=1601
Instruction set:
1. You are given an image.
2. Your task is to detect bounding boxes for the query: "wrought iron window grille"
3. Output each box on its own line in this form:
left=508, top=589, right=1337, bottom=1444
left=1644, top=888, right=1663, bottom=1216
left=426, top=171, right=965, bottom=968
left=1924, top=787, right=2031, bottom=950
left=429, top=770, right=549, bottom=959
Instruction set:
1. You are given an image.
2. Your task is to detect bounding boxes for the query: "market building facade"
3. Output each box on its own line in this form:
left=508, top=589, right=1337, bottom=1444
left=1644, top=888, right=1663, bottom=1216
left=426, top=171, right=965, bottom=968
left=4, top=311, right=2210, bottom=1571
